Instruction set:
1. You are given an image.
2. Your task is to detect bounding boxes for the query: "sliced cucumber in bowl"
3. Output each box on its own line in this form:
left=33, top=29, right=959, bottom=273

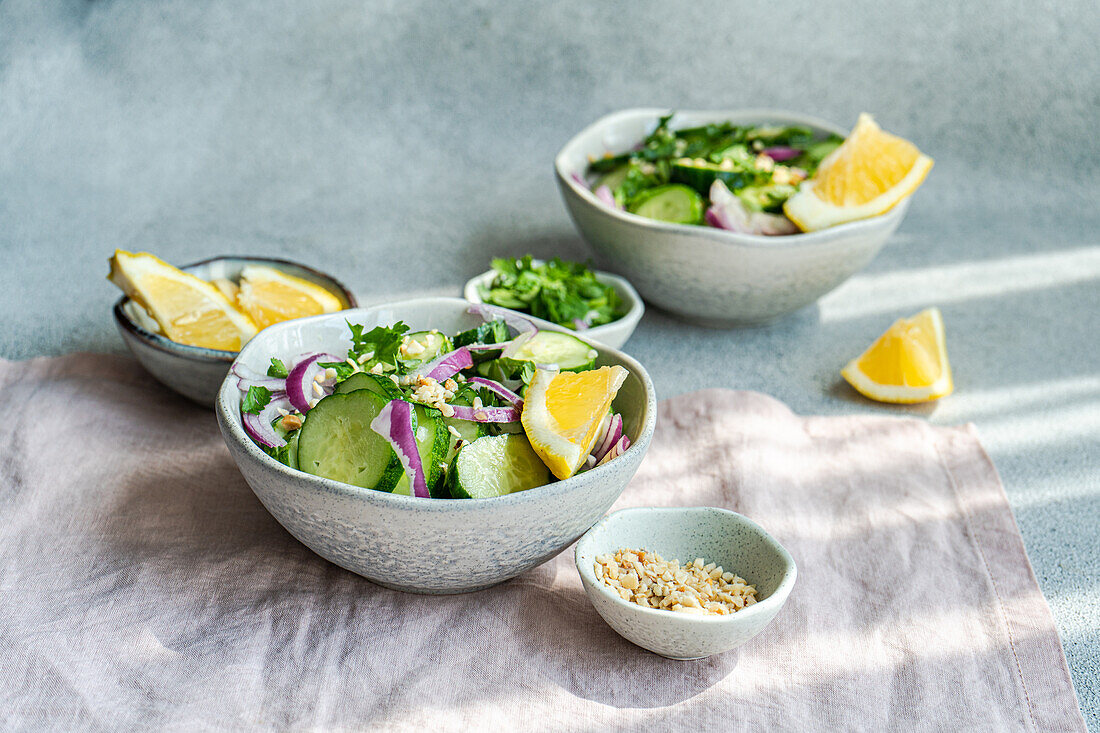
left=296, top=390, right=404, bottom=492
left=445, top=433, right=550, bottom=499
left=506, top=331, right=598, bottom=371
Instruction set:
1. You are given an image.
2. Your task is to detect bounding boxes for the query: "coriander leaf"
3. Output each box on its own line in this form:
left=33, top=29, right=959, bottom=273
left=346, top=320, right=410, bottom=366
left=241, top=385, right=272, bottom=415
left=267, top=358, right=289, bottom=378
left=263, top=442, right=291, bottom=465
left=318, top=361, right=354, bottom=381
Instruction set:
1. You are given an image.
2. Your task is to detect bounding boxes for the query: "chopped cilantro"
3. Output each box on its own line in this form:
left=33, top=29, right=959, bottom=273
left=477, top=256, right=623, bottom=331
left=267, top=358, right=289, bottom=378
left=318, top=360, right=355, bottom=381
left=241, top=385, right=272, bottom=415
left=347, top=321, right=410, bottom=368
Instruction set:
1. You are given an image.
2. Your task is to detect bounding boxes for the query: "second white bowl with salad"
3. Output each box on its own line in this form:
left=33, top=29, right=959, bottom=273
left=464, top=256, right=643, bottom=349
left=216, top=297, right=657, bottom=594
left=555, top=108, right=918, bottom=325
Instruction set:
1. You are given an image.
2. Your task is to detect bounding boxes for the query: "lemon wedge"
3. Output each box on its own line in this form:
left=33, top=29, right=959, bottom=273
left=521, top=365, right=628, bottom=479
left=784, top=113, right=933, bottom=231
left=235, top=264, right=344, bottom=330
left=841, top=307, right=953, bottom=403
left=108, top=250, right=258, bottom=351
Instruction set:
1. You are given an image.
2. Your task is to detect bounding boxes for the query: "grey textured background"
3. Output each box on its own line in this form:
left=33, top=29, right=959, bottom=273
left=1, top=0, right=1097, bottom=726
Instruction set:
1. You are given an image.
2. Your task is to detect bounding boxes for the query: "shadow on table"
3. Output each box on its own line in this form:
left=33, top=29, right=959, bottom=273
left=508, top=576, right=739, bottom=708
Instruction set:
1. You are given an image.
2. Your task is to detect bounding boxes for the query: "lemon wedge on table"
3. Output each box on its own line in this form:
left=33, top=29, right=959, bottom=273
left=108, top=250, right=258, bottom=351
left=521, top=366, right=628, bottom=480
left=235, top=264, right=344, bottom=330
left=784, top=113, right=933, bottom=232
left=841, top=307, right=953, bottom=404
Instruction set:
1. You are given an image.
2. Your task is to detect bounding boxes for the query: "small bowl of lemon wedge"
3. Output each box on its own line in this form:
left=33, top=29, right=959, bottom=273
left=108, top=251, right=356, bottom=406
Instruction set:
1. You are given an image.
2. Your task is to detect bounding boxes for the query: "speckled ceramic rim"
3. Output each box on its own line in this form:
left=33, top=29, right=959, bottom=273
left=216, top=297, right=658, bottom=513
left=462, top=262, right=644, bottom=340
left=554, top=107, right=908, bottom=249
left=574, top=506, right=798, bottom=624
left=112, top=255, right=358, bottom=363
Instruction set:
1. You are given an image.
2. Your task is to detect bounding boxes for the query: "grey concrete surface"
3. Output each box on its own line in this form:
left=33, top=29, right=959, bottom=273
left=1, top=0, right=1097, bottom=726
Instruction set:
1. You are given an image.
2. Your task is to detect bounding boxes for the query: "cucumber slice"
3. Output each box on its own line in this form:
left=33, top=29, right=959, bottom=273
left=296, top=391, right=404, bottom=492
left=670, top=159, right=757, bottom=196
left=508, top=331, right=598, bottom=371
left=398, top=330, right=452, bottom=369
left=286, top=430, right=299, bottom=470
left=432, top=414, right=487, bottom=498
left=334, top=371, right=402, bottom=399
left=390, top=404, right=450, bottom=497
left=593, top=164, right=631, bottom=192
left=629, top=184, right=705, bottom=224
left=446, top=434, right=551, bottom=499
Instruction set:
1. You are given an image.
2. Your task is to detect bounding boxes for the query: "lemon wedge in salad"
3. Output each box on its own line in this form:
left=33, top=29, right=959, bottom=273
left=841, top=307, right=953, bottom=404
left=108, top=250, right=258, bottom=351
left=235, top=264, right=344, bottom=330
left=784, top=113, right=933, bottom=232
left=521, top=365, right=628, bottom=480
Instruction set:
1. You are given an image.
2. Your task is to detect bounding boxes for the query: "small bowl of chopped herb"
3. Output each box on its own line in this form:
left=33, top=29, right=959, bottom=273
left=464, top=256, right=643, bottom=349
left=575, top=506, right=797, bottom=660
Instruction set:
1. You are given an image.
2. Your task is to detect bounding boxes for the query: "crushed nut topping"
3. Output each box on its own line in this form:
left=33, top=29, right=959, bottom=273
left=594, top=548, right=757, bottom=615
left=279, top=414, right=302, bottom=431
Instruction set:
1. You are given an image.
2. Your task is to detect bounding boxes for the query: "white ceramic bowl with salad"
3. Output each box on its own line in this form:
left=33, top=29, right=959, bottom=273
left=555, top=108, right=912, bottom=325
left=463, top=257, right=644, bottom=349
left=216, top=297, right=657, bottom=594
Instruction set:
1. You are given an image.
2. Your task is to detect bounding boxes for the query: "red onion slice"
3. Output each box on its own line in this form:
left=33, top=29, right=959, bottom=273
left=242, top=395, right=292, bottom=449
left=707, top=180, right=799, bottom=236
left=592, top=413, right=623, bottom=463
left=762, top=146, right=801, bottom=162
left=449, top=405, right=520, bottom=423
left=594, top=185, right=622, bottom=210
left=370, top=400, right=429, bottom=498
left=467, top=377, right=523, bottom=408
left=232, top=363, right=286, bottom=392
left=466, top=341, right=515, bottom=351
left=597, top=435, right=631, bottom=466
left=286, top=352, right=341, bottom=413
left=467, top=303, right=537, bottom=335
left=417, top=347, right=474, bottom=382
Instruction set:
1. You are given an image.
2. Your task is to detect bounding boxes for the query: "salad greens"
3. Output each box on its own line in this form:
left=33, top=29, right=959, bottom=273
left=241, top=385, right=272, bottom=415
left=236, top=311, right=630, bottom=500
left=584, top=112, right=844, bottom=235
left=478, top=256, right=624, bottom=331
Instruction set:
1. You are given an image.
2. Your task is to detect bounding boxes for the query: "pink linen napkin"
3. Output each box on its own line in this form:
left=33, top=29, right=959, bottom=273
left=0, top=355, right=1084, bottom=731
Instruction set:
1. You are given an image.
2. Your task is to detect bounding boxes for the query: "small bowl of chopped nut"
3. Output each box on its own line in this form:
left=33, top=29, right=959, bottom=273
left=575, top=506, right=796, bottom=660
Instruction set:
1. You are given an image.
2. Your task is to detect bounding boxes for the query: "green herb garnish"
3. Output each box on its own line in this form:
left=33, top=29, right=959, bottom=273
left=267, top=358, right=289, bottom=378
left=347, top=321, right=410, bottom=369
left=478, top=256, right=623, bottom=331
left=584, top=112, right=843, bottom=222
left=241, top=385, right=272, bottom=415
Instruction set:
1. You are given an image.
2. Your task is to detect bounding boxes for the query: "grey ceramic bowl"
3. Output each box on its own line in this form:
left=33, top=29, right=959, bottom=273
left=575, top=506, right=797, bottom=660
left=216, top=297, right=657, bottom=594
left=555, top=108, right=912, bottom=326
left=463, top=263, right=644, bottom=349
left=113, top=255, right=356, bottom=406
